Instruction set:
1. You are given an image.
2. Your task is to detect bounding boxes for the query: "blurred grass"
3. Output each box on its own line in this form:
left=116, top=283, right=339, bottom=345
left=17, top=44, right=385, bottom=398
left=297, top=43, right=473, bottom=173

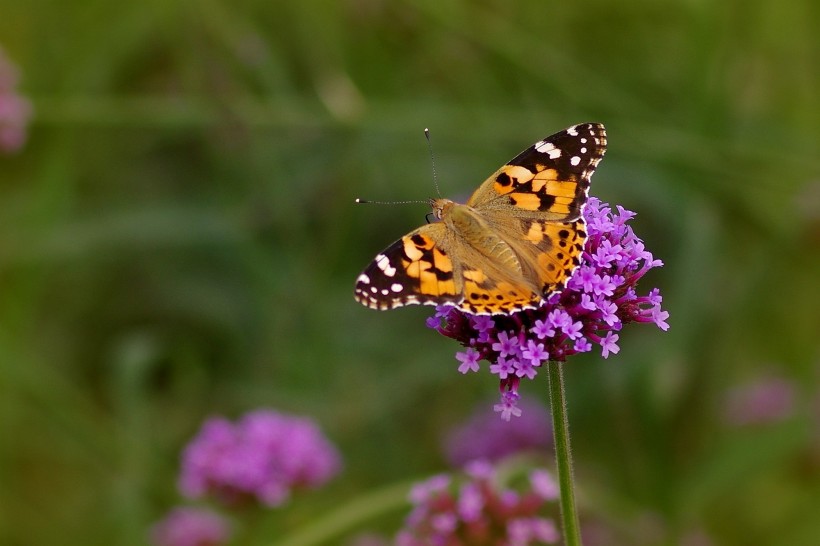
left=1, top=0, right=819, bottom=545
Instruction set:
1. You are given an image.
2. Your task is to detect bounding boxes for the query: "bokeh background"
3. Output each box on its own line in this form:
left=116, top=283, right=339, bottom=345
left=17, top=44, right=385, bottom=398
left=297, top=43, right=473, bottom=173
left=1, top=1, right=819, bottom=545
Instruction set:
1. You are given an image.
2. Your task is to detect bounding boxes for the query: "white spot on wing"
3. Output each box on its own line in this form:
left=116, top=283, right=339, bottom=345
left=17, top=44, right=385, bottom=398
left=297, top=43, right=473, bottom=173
left=357, top=274, right=370, bottom=284
left=391, top=283, right=403, bottom=293
left=375, top=253, right=396, bottom=277
left=534, top=140, right=561, bottom=159
left=566, top=126, right=579, bottom=136
left=570, top=156, right=581, bottom=166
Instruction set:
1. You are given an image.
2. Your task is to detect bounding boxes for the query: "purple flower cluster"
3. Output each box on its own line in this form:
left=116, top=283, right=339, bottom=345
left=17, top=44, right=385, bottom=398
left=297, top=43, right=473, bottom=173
left=150, top=507, right=231, bottom=546
left=428, top=198, right=669, bottom=419
left=396, top=461, right=560, bottom=546
left=179, top=409, right=342, bottom=507
left=444, top=398, right=552, bottom=467
left=0, top=46, right=32, bottom=153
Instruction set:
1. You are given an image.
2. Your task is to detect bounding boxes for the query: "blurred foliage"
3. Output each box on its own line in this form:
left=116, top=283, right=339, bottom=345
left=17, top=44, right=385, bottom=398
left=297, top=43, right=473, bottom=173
left=1, top=0, right=819, bottom=545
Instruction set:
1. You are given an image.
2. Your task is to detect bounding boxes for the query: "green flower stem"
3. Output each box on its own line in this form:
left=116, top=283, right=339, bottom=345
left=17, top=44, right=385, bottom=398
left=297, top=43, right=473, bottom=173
left=547, top=360, right=583, bottom=546
left=275, top=480, right=414, bottom=546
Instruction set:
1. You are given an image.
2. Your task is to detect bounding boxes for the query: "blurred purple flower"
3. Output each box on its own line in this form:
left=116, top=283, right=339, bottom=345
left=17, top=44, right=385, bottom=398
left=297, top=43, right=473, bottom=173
left=529, top=469, right=559, bottom=501
left=0, top=46, right=32, bottom=154
left=428, top=198, right=669, bottom=419
left=149, top=507, right=231, bottom=546
left=396, top=463, right=560, bottom=545
left=723, top=376, right=797, bottom=426
left=179, top=409, right=342, bottom=507
left=444, top=398, right=552, bottom=467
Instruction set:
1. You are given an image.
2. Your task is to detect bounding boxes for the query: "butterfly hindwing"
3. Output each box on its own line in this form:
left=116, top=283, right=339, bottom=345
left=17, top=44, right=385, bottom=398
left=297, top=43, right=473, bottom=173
left=494, top=217, right=588, bottom=298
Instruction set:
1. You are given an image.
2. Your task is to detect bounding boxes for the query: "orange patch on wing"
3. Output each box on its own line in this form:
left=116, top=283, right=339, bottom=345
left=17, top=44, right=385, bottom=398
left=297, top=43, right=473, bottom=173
left=530, top=168, right=559, bottom=193
left=535, top=223, right=586, bottom=285
left=433, top=248, right=453, bottom=273
left=537, top=253, right=564, bottom=283
left=525, top=221, right=546, bottom=243
left=404, top=258, right=426, bottom=279
left=402, top=249, right=457, bottom=297
left=463, top=268, right=487, bottom=283
left=460, top=279, right=539, bottom=314
left=405, top=233, right=434, bottom=252
left=496, top=281, right=536, bottom=301
left=543, top=178, right=578, bottom=199
left=509, top=192, right=542, bottom=210
left=494, top=165, right=534, bottom=195
left=438, top=278, right=457, bottom=296
left=533, top=167, right=559, bottom=179
left=418, top=267, right=438, bottom=291
left=540, top=193, right=581, bottom=215
left=545, top=202, right=570, bottom=215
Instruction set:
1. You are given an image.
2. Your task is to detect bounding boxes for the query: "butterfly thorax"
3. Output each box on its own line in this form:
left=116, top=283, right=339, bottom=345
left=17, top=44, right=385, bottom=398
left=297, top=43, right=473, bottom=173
left=431, top=198, right=523, bottom=274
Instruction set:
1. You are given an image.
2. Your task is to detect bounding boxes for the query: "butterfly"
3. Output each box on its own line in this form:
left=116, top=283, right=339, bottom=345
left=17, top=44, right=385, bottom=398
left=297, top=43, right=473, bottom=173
left=354, top=123, right=606, bottom=315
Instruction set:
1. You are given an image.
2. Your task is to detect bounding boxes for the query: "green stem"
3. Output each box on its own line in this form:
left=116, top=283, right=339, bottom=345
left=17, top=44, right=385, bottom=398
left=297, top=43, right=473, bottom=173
left=547, top=360, right=583, bottom=546
left=274, top=480, right=414, bottom=546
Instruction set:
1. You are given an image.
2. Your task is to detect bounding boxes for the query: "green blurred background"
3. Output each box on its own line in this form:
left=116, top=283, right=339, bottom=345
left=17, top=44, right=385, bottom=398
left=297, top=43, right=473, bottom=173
left=1, top=0, right=819, bottom=544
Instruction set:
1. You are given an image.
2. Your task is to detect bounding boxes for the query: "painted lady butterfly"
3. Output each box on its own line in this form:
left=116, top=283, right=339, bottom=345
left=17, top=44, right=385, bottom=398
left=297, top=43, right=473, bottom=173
left=355, top=123, right=606, bottom=315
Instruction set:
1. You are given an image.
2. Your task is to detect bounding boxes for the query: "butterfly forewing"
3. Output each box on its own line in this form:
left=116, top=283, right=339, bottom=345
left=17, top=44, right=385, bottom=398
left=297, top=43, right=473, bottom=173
left=354, top=223, right=461, bottom=310
left=468, top=122, right=606, bottom=221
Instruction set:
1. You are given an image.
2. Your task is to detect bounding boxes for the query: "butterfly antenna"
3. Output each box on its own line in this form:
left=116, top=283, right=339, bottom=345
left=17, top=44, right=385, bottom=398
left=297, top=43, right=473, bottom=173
left=354, top=198, right=428, bottom=205
left=354, top=129, right=440, bottom=206
left=424, top=128, right=442, bottom=198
